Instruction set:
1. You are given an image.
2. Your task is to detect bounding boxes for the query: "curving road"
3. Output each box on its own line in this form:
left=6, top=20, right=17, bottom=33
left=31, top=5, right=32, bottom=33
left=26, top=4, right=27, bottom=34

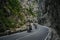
left=0, top=24, right=49, bottom=40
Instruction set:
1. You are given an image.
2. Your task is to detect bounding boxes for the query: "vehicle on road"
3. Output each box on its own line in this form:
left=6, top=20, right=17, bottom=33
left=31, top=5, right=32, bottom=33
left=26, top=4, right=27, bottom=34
left=33, top=23, right=37, bottom=29
left=26, top=23, right=32, bottom=32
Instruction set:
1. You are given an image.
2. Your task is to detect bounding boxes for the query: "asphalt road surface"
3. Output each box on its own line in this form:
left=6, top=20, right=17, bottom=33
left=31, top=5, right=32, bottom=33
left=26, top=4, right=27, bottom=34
left=0, top=24, right=49, bottom=40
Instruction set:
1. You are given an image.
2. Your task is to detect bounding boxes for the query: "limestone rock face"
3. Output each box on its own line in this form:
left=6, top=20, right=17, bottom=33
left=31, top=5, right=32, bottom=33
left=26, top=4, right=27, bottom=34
left=38, top=0, right=60, bottom=37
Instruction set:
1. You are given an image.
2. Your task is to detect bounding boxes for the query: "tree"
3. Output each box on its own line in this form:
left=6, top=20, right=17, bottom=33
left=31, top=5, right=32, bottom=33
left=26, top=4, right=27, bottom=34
left=0, top=0, right=37, bottom=32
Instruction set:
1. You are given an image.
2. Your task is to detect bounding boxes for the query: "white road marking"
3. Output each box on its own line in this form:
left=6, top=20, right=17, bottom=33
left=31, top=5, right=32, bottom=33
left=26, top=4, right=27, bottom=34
left=0, top=23, right=50, bottom=40
left=0, top=31, right=26, bottom=38
left=37, top=24, right=51, bottom=40
left=44, top=28, right=51, bottom=40
left=16, top=30, right=40, bottom=40
left=37, top=24, right=50, bottom=40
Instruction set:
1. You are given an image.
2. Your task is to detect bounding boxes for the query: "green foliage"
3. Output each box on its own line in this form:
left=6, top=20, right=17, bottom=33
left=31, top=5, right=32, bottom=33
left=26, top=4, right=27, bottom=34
left=26, top=7, right=35, bottom=16
left=0, top=0, right=23, bottom=32
left=0, top=0, right=37, bottom=32
left=7, top=0, right=22, bottom=15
